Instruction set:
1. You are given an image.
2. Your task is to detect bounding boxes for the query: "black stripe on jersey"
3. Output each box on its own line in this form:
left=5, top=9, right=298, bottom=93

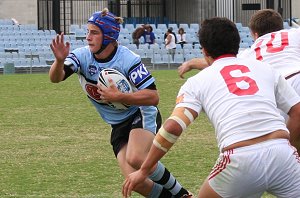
left=67, top=53, right=81, bottom=66
left=135, top=75, right=152, bottom=89
left=128, top=61, right=142, bottom=73
left=80, top=71, right=97, bottom=84
left=63, top=64, right=75, bottom=81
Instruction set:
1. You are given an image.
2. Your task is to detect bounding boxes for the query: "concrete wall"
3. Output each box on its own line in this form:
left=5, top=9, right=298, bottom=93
left=292, top=0, right=300, bottom=18
left=0, top=0, right=37, bottom=24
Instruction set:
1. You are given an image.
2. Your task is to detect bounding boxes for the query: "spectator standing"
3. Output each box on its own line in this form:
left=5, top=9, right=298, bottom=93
left=165, top=28, right=176, bottom=61
left=176, top=27, right=187, bottom=48
left=164, top=27, right=178, bottom=44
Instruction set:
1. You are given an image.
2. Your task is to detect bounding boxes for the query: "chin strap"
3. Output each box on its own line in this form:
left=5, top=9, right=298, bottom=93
left=94, top=44, right=107, bottom=55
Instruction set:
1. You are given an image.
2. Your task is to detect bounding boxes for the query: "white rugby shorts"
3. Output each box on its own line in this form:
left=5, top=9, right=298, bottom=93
left=209, top=139, right=300, bottom=198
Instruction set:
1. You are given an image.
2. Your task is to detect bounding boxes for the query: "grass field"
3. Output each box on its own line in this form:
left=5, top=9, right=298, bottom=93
left=0, top=71, right=275, bottom=197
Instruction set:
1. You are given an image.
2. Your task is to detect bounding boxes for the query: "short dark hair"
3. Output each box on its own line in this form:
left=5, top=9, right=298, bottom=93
left=199, top=17, right=240, bottom=59
left=249, top=9, right=283, bottom=37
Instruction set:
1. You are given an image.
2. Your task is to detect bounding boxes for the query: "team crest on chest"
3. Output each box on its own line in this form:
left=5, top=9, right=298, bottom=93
left=88, top=64, right=98, bottom=76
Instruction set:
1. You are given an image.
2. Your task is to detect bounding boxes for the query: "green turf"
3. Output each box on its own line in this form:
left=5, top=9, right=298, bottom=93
left=0, top=71, right=274, bottom=197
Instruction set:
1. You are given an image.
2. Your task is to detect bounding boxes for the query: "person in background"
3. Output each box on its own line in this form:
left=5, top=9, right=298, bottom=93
left=49, top=8, right=191, bottom=198
left=165, top=28, right=177, bottom=62
left=164, top=27, right=178, bottom=44
left=122, top=17, right=300, bottom=198
left=142, top=25, right=156, bottom=45
left=176, top=27, right=187, bottom=48
left=132, top=24, right=150, bottom=48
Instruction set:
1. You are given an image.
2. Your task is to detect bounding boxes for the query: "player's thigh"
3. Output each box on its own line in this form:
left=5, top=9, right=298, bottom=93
left=198, top=178, right=222, bottom=198
left=126, top=128, right=155, bottom=166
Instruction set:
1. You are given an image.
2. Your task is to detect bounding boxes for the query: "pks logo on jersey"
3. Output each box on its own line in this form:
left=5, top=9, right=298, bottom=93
left=88, top=65, right=98, bottom=76
left=129, top=63, right=150, bottom=86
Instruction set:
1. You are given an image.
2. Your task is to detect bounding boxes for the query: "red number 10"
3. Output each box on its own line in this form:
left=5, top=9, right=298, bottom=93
left=255, top=32, right=289, bottom=61
left=220, top=65, right=259, bottom=96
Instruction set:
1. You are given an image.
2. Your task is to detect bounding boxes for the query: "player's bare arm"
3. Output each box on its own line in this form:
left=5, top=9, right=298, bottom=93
left=286, top=102, right=300, bottom=151
left=122, top=107, right=198, bottom=197
left=49, top=32, right=70, bottom=83
left=178, top=58, right=209, bottom=79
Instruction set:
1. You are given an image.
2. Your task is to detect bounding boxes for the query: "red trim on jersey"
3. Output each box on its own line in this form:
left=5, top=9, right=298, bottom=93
left=209, top=149, right=233, bottom=180
left=215, top=54, right=236, bottom=61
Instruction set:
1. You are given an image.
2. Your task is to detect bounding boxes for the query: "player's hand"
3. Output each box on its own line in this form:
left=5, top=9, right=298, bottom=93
left=50, top=32, right=70, bottom=62
left=97, top=78, right=122, bottom=102
left=122, top=170, right=148, bottom=198
left=178, top=61, right=192, bottom=79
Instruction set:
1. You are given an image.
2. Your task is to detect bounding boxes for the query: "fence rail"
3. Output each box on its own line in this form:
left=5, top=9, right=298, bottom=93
left=37, top=0, right=292, bottom=34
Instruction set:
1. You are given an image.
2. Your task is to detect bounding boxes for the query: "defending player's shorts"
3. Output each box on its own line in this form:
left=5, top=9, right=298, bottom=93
left=209, top=139, right=300, bottom=198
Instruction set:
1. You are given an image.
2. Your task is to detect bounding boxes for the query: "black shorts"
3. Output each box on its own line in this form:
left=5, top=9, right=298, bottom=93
left=110, top=108, right=162, bottom=157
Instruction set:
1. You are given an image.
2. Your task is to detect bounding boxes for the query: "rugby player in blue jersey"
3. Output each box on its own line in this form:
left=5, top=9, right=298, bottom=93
left=49, top=8, right=191, bottom=198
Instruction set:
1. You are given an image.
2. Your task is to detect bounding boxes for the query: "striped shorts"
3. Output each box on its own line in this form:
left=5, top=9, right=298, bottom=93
left=209, top=139, right=300, bottom=198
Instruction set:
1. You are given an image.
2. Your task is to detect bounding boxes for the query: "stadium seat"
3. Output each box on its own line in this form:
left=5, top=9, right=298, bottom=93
left=168, top=24, right=178, bottom=32
left=69, top=24, right=80, bottom=34
left=138, top=44, right=149, bottom=50
left=193, top=43, right=201, bottom=49
left=239, top=42, right=249, bottom=48
left=173, top=53, right=184, bottom=63
left=179, top=23, right=189, bottom=30
left=235, top=22, right=243, bottom=30
left=157, top=24, right=167, bottom=30
left=190, top=23, right=199, bottom=31
left=133, top=49, right=147, bottom=58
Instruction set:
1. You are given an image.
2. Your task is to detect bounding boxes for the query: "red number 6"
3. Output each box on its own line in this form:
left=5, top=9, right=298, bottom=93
left=220, top=65, right=259, bottom=96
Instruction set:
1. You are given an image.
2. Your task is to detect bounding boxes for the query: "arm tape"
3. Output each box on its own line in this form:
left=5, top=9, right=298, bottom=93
left=153, top=139, right=168, bottom=152
left=169, top=116, right=187, bottom=130
left=153, top=127, right=179, bottom=152
left=159, top=126, right=179, bottom=143
left=168, top=108, right=195, bottom=131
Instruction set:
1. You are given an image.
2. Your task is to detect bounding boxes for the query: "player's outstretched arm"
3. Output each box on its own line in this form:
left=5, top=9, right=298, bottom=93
left=49, top=32, right=70, bottom=83
left=122, top=107, right=198, bottom=197
left=178, top=58, right=209, bottom=79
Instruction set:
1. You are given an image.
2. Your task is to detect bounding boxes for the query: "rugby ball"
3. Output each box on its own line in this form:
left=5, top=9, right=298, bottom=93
left=98, top=68, right=133, bottom=110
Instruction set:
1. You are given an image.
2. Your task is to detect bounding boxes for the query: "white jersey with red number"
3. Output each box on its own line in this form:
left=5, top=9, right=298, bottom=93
left=238, top=28, right=300, bottom=78
left=176, top=56, right=300, bottom=151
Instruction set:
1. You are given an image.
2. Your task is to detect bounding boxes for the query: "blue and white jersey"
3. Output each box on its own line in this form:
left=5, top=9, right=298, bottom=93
left=64, top=45, right=156, bottom=125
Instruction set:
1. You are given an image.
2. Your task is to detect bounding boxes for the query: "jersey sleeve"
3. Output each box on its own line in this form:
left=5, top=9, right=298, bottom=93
left=175, top=78, right=202, bottom=113
left=275, top=71, right=300, bottom=113
left=127, top=57, right=155, bottom=90
left=64, top=47, right=87, bottom=73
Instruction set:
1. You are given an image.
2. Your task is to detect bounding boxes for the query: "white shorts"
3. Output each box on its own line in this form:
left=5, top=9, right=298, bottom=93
left=208, top=139, right=300, bottom=198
